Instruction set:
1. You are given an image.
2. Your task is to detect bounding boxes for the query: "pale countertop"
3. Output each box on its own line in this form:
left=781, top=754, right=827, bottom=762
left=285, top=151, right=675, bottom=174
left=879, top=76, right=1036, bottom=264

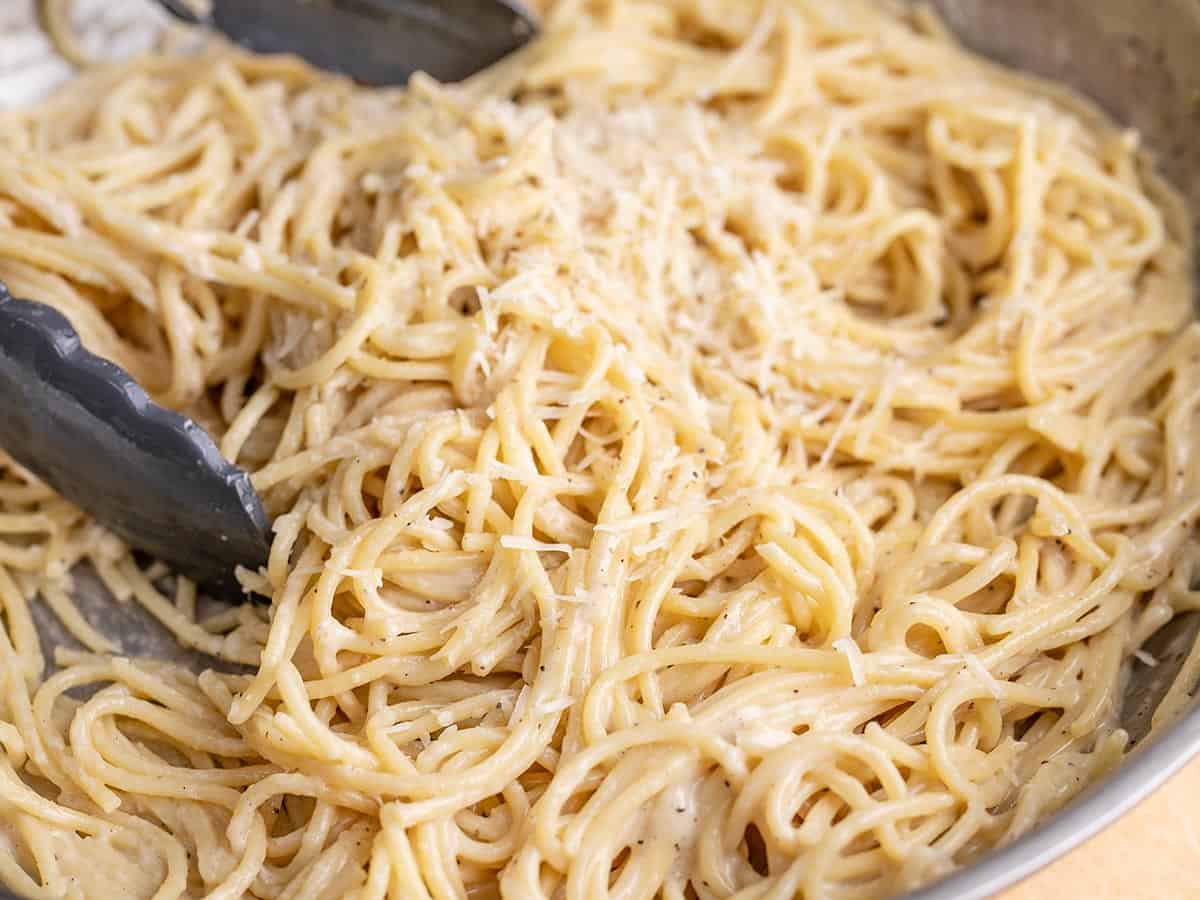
left=998, top=757, right=1200, bottom=899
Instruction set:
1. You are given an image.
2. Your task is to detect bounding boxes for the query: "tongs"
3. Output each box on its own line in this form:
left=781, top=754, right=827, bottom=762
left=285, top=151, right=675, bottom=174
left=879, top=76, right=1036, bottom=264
left=155, top=0, right=537, bottom=86
left=0, top=0, right=537, bottom=598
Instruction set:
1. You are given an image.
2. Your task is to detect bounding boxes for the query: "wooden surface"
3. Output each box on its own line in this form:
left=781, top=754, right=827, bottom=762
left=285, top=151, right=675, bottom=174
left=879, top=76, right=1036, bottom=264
left=999, top=757, right=1200, bottom=899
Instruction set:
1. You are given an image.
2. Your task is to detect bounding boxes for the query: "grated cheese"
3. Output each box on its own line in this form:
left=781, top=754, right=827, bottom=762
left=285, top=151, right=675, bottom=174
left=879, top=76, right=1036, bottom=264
left=817, top=389, right=867, bottom=470
left=633, top=532, right=678, bottom=558
left=499, top=536, right=573, bottom=555
left=853, top=367, right=900, bottom=457
left=531, top=697, right=575, bottom=717
left=593, top=502, right=712, bottom=534
left=963, top=654, right=1004, bottom=700
left=237, top=245, right=263, bottom=272
left=234, top=209, right=261, bottom=239
left=490, top=461, right=537, bottom=481
left=489, top=461, right=576, bottom=492
left=833, top=637, right=867, bottom=687
left=511, top=685, right=532, bottom=720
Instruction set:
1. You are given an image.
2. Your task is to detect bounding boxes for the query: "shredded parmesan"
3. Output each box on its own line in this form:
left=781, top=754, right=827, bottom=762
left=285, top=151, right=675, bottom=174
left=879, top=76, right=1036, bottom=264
left=1134, top=649, right=1159, bottom=668
left=532, top=697, right=575, bottom=717
left=963, top=654, right=1005, bottom=700
left=817, top=389, right=867, bottom=470
left=499, top=536, right=573, bottom=555
left=593, top=503, right=712, bottom=534
left=833, top=638, right=867, bottom=687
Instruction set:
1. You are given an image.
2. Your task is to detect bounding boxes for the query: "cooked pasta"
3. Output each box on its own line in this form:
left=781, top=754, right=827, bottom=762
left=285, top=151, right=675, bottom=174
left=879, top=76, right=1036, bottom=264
left=1, top=0, right=1199, bottom=897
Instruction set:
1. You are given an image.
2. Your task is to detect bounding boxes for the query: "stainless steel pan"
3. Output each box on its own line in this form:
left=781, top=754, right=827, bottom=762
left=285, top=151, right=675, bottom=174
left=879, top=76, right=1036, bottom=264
left=3, top=2, right=1200, bottom=898
left=909, top=0, right=1200, bottom=896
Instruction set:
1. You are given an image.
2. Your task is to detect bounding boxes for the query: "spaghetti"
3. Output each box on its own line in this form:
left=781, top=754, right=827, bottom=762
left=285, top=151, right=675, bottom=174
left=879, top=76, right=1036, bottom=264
left=1, top=0, right=1199, bottom=897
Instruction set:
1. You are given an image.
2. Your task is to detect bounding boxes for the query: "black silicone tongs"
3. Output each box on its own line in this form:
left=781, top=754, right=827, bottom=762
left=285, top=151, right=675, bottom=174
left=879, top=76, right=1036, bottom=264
left=0, top=285, right=269, bottom=598
left=156, top=0, right=538, bottom=86
left=0, top=1, right=537, bottom=599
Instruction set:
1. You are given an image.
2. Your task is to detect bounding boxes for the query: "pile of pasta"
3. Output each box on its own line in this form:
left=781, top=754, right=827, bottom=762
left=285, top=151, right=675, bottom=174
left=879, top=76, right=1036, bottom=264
left=0, top=1, right=1198, bottom=897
